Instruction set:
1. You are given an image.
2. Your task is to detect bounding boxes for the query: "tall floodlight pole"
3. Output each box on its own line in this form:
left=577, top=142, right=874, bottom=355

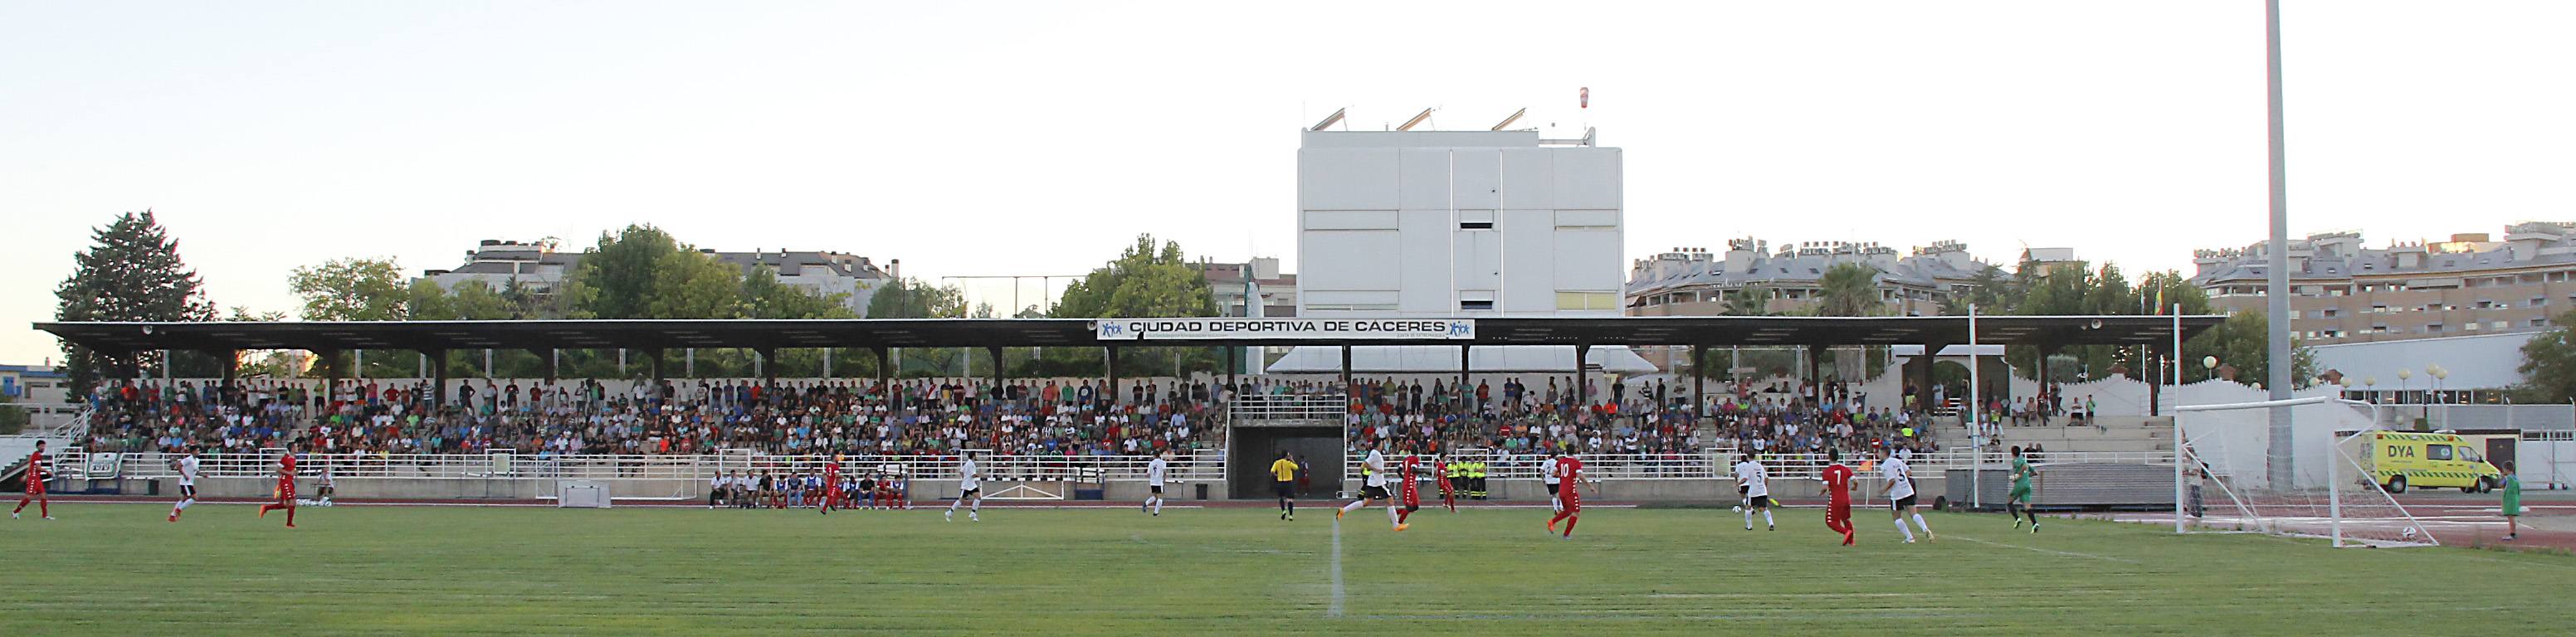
left=2263, top=0, right=2296, bottom=489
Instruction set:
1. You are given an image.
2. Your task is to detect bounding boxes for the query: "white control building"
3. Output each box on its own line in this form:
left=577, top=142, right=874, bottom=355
left=1272, top=119, right=1652, bottom=373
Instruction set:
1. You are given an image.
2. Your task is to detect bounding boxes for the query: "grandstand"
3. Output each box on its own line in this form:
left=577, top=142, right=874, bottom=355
left=22, top=315, right=2220, bottom=504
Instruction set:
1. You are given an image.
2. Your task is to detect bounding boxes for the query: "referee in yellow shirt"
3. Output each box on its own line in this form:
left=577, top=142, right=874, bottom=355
left=1270, top=451, right=1300, bottom=521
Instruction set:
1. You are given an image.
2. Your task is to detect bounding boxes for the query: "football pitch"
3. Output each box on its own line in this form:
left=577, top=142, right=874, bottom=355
left=5, top=503, right=2570, bottom=635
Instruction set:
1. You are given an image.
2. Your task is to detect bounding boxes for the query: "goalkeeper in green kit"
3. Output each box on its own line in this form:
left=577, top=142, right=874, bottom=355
left=2008, top=445, right=2040, bottom=533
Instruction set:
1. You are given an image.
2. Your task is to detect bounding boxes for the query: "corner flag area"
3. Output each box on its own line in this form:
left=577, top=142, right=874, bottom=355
left=7, top=505, right=2570, bottom=635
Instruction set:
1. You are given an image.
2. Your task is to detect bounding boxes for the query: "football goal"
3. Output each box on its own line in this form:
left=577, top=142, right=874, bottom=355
left=2174, top=396, right=2437, bottom=548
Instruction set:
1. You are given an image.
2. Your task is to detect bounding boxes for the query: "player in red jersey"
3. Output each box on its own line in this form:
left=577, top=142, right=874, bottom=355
left=256, top=445, right=300, bottom=528
left=11, top=440, right=51, bottom=520
left=1821, top=448, right=1856, bottom=546
left=1393, top=454, right=1422, bottom=531
left=1433, top=454, right=1456, bottom=513
left=820, top=457, right=844, bottom=515
left=1544, top=451, right=1585, bottom=539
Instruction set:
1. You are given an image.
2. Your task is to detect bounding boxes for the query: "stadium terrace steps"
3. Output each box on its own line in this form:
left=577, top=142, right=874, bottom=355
left=1949, top=416, right=2174, bottom=455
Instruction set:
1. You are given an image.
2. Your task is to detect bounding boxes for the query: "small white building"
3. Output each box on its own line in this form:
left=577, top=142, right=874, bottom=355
left=1276, top=120, right=1650, bottom=373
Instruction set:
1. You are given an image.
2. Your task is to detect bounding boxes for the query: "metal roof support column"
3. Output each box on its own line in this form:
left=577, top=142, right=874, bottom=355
left=987, top=346, right=1004, bottom=401
left=872, top=348, right=890, bottom=392
left=1807, top=343, right=1827, bottom=408
left=1692, top=344, right=1706, bottom=416
left=427, top=349, right=449, bottom=409
left=1575, top=344, right=1592, bottom=407
left=1106, top=346, right=1122, bottom=406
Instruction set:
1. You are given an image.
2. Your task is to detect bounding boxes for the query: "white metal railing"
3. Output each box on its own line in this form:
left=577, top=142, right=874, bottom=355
left=73, top=449, right=1231, bottom=484
left=1231, top=394, right=1345, bottom=421
left=1342, top=448, right=2172, bottom=483
left=27, top=402, right=90, bottom=437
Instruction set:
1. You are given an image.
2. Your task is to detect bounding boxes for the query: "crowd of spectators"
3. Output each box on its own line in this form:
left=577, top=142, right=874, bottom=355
left=71, top=372, right=1945, bottom=464
left=75, top=377, right=1232, bottom=460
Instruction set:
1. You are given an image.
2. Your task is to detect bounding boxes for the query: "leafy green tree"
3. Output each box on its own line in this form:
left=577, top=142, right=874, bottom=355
left=55, top=211, right=217, bottom=399
left=570, top=225, right=682, bottom=319
left=409, top=280, right=516, bottom=320
left=1816, top=263, right=1883, bottom=317
left=2183, top=311, right=2315, bottom=386
left=1721, top=286, right=1776, bottom=317
left=2513, top=310, right=2576, bottom=402
left=1049, top=235, right=1218, bottom=319
left=646, top=250, right=743, bottom=319
left=289, top=257, right=411, bottom=321
left=867, top=277, right=968, bottom=318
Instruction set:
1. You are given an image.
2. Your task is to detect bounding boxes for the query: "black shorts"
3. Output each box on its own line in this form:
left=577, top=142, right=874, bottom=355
left=961, top=488, right=981, bottom=498
left=1544, top=483, right=1560, bottom=496
left=1893, top=494, right=1918, bottom=511
left=1364, top=484, right=1390, bottom=499
left=1275, top=481, right=1295, bottom=498
left=1745, top=494, right=1772, bottom=508
left=1149, top=485, right=1164, bottom=495
left=179, top=484, right=198, bottom=498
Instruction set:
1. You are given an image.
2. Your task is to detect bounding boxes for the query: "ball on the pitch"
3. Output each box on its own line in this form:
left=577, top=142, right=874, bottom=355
left=1731, top=505, right=1743, bottom=513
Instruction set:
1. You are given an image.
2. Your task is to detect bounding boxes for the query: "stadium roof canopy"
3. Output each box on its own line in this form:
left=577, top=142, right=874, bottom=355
left=35, top=315, right=2222, bottom=353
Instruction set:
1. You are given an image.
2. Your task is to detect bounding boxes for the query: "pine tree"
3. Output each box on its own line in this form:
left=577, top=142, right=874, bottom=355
left=54, top=211, right=216, bottom=399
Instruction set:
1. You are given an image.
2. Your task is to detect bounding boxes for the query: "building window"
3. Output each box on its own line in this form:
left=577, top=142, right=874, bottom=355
left=1554, top=291, right=1618, bottom=311
left=2427, top=323, right=2444, bottom=333
left=2492, top=320, right=2508, bottom=330
left=2466, top=322, right=2481, bottom=332
left=2322, top=308, right=2338, bottom=318
left=1461, top=299, right=1495, bottom=311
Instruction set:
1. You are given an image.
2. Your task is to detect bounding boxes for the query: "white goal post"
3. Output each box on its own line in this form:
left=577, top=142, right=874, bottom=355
left=2174, top=396, right=2437, bottom=548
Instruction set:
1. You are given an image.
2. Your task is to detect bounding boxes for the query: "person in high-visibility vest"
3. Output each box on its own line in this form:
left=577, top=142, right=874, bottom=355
left=1470, top=460, right=1488, bottom=500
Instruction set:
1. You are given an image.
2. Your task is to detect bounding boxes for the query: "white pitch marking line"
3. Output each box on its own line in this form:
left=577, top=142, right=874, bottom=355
left=1328, top=516, right=1345, bottom=618
left=1950, top=534, right=2139, bottom=563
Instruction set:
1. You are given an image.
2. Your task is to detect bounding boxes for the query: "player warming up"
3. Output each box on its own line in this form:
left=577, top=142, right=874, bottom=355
left=12, top=440, right=51, bottom=520
left=1544, top=451, right=1587, bottom=539
left=1338, top=441, right=1396, bottom=530
left=256, top=446, right=301, bottom=528
left=945, top=450, right=983, bottom=523
left=1821, top=449, right=1856, bottom=546
left=821, top=456, right=845, bottom=515
left=1734, top=454, right=1774, bottom=531
left=1269, top=451, right=1300, bottom=521
left=1881, top=448, right=1932, bottom=542
left=2008, top=446, right=2041, bottom=533
left=168, top=449, right=202, bottom=522
left=1143, top=450, right=1171, bottom=516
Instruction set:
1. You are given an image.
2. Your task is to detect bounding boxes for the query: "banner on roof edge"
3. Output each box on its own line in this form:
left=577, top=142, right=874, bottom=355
left=1093, top=318, right=1474, bottom=341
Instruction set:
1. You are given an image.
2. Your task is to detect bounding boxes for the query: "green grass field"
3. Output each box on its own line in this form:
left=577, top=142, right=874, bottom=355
left=3, top=502, right=2570, bottom=635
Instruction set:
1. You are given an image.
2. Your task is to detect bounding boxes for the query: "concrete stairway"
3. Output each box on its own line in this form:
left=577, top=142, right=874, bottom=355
left=1950, top=416, right=2174, bottom=454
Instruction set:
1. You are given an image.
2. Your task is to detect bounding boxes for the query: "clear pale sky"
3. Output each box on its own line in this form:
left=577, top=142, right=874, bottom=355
left=3, top=1, right=2570, bottom=363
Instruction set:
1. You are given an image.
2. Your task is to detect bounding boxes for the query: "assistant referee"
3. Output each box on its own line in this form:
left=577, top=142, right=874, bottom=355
left=1270, top=452, right=1300, bottom=521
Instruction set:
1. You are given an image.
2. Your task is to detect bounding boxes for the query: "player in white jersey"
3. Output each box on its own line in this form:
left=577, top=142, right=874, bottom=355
left=1881, top=448, right=1934, bottom=542
left=1142, top=450, right=1171, bottom=516
left=1337, top=440, right=1401, bottom=530
left=314, top=468, right=337, bottom=506
left=1734, top=455, right=1773, bottom=531
left=168, top=450, right=202, bottom=523
left=1539, top=455, right=1564, bottom=513
left=945, top=450, right=983, bottom=522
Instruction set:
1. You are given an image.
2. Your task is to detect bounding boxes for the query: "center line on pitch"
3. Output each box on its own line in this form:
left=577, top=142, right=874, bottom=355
left=1328, top=516, right=1345, bottom=618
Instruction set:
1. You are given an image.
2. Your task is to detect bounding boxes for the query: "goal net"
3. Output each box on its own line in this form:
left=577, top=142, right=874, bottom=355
left=2174, top=396, right=2437, bottom=547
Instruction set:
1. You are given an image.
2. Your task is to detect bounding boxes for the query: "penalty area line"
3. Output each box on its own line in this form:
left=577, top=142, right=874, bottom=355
left=1949, top=534, right=2139, bottom=563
